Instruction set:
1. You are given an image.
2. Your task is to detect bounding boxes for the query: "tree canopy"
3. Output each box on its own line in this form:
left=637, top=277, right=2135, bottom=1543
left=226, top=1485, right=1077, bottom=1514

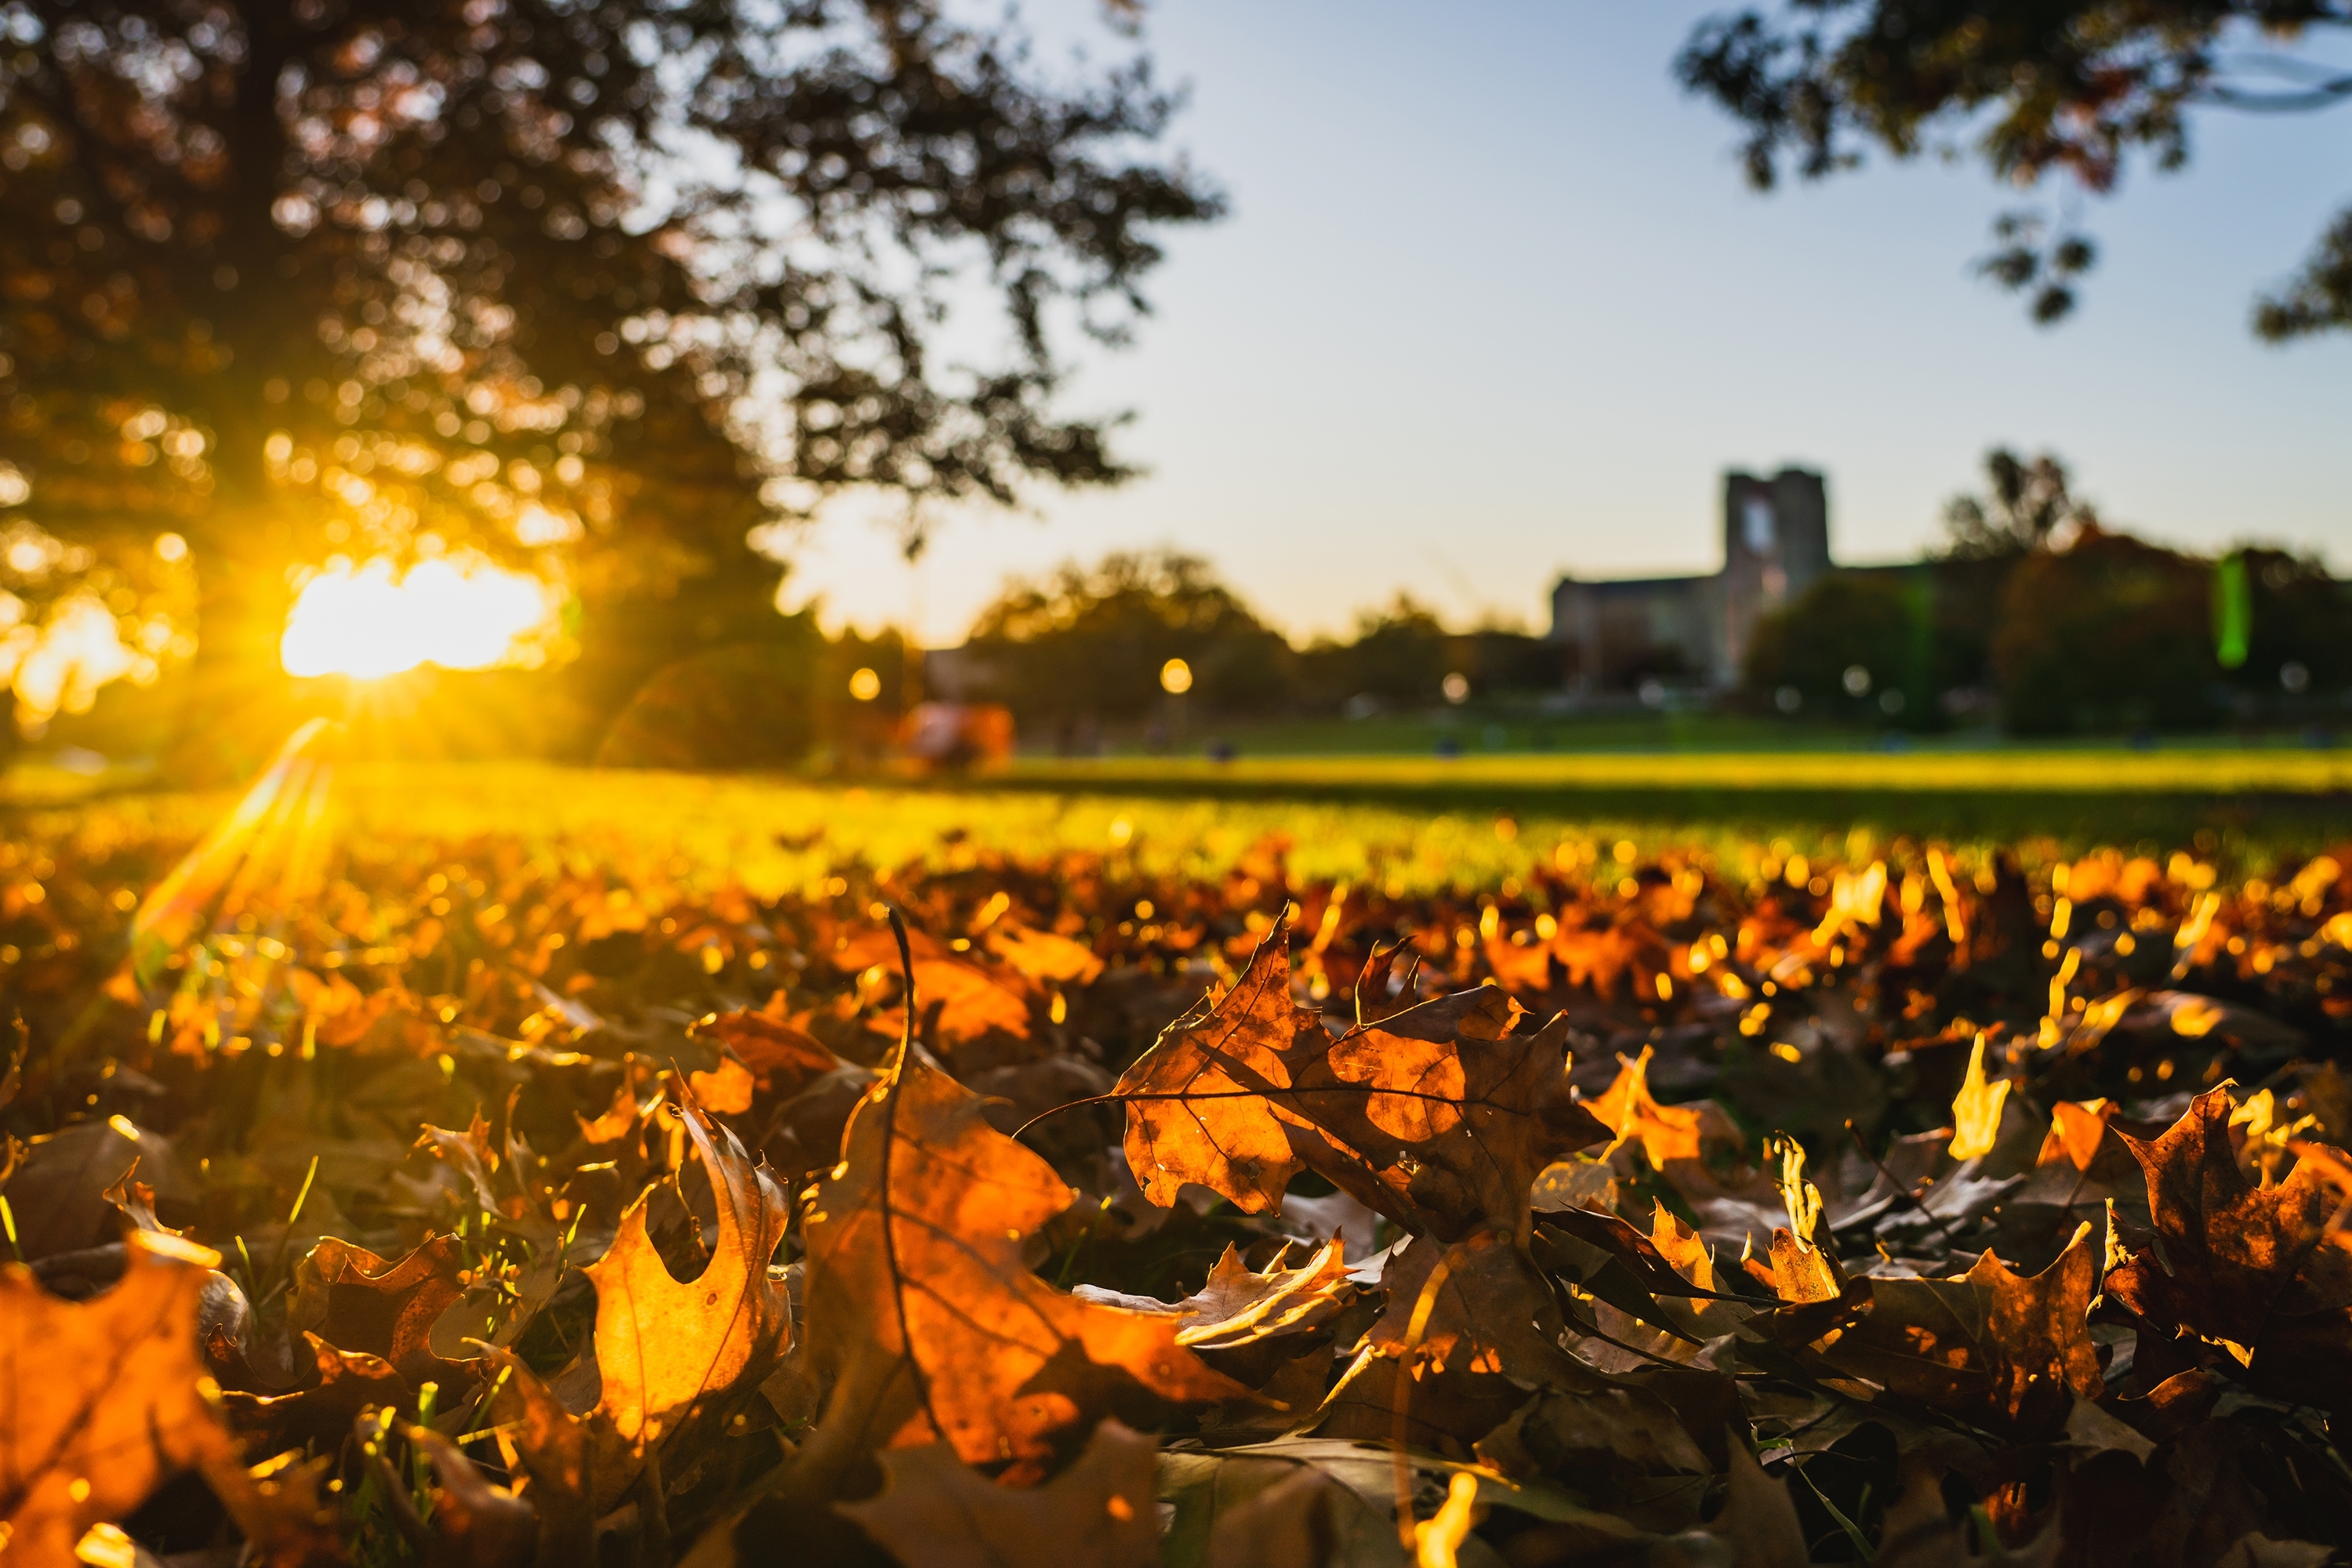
left=1936, top=448, right=2100, bottom=561
left=0, top=0, right=1218, bottom=741
left=1676, top=2, right=2352, bottom=332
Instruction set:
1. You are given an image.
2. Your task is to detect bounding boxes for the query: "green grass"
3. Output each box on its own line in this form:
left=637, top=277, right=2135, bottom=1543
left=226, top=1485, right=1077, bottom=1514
left=8, top=743, right=2344, bottom=898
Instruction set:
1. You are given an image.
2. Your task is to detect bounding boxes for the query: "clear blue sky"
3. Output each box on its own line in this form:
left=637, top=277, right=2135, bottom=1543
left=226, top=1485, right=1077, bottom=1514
left=781, top=1, right=2352, bottom=645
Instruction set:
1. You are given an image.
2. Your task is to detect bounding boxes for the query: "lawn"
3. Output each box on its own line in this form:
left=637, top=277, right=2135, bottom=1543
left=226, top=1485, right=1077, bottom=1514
left=8, top=738, right=2347, bottom=897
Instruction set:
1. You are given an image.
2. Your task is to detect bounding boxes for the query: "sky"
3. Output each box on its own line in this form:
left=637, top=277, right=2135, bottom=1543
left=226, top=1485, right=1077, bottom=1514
left=777, top=2, right=2352, bottom=647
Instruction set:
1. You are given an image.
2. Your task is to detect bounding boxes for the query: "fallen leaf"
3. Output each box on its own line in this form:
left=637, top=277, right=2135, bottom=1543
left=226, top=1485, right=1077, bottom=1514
left=0, top=1229, right=241, bottom=1563
left=839, top=927, right=1036, bottom=1049
left=688, top=1053, right=757, bottom=1115
left=586, top=1099, right=793, bottom=1466
left=286, top=1233, right=474, bottom=1389
left=1581, top=1047, right=1733, bottom=1170
left=1202, top=1465, right=1341, bottom=1568
left=839, top=1420, right=1159, bottom=1568
left=692, top=1000, right=839, bottom=1096
left=1116, top=918, right=1603, bottom=1241
left=2105, top=1088, right=2352, bottom=1412
left=1817, top=1223, right=2105, bottom=1432
left=1949, top=1034, right=2011, bottom=1162
left=1365, top=1230, right=1581, bottom=1384
left=800, top=1051, right=1245, bottom=1479
left=1073, top=1239, right=1353, bottom=1349
left=986, top=923, right=1105, bottom=987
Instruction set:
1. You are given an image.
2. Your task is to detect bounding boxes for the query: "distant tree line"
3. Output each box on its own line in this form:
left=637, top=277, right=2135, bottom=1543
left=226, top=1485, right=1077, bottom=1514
left=1743, top=452, right=2350, bottom=736
left=946, top=552, right=1559, bottom=739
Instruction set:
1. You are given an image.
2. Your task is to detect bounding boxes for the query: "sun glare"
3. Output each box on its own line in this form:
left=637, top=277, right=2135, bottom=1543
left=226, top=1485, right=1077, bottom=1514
left=280, top=556, right=560, bottom=680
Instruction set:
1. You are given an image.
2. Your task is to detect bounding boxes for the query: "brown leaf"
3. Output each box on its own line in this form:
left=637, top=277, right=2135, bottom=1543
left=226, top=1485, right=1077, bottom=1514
left=838, top=1420, right=1160, bottom=1568
left=2106, top=1088, right=2352, bottom=1410
left=0, top=1229, right=242, bottom=1563
left=586, top=1100, right=793, bottom=1455
left=2, top=1116, right=176, bottom=1263
left=1116, top=918, right=1603, bottom=1242
left=223, top=1334, right=418, bottom=1450
left=2040, top=1099, right=2119, bottom=1173
left=400, top=1425, right=539, bottom=1568
left=688, top=1054, right=757, bottom=1115
left=1364, top=1230, right=1580, bottom=1385
left=800, top=1053, right=1245, bottom=1478
left=204, top=1449, right=344, bottom=1568
left=1072, top=1239, right=1352, bottom=1349
left=1704, top=1443, right=1810, bottom=1568
left=692, top=999, right=840, bottom=1096
left=286, top=1233, right=475, bottom=1389
left=1202, top=1465, right=1341, bottom=1568
left=1744, top=1228, right=1843, bottom=1305
left=479, top=1348, right=597, bottom=1562
left=1817, top=1223, right=2104, bottom=1432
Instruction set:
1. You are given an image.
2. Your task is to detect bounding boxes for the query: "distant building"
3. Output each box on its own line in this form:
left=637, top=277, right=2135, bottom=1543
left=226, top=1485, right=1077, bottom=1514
left=1548, top=467, right=1831, bottom=694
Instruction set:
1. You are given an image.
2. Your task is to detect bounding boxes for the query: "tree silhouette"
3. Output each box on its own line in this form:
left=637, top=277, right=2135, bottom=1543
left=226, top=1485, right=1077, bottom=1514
left=1677, top=2, right=2352, bottom=334
left=0, top=0, right=1218, bottom=750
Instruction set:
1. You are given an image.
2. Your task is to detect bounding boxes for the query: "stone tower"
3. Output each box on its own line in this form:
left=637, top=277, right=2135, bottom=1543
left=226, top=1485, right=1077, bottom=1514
left=1717, top=467, right=1829, bottom=684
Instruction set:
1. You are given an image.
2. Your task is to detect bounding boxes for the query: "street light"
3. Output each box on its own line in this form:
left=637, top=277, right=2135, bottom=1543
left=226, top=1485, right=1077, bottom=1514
left=848, top=666, right=882, bottom=701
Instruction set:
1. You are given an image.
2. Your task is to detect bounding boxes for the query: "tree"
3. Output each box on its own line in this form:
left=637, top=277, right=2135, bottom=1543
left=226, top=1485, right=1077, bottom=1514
left=1936, top=449, right=2099, bottom=562
left=1299, top=593, right=1450, bottom=709
left=962, top=550, right=1293, bottom=731
left=1677, top=2, right=2352, bottom=334
left=1743, top=571, right=1926, bottom=724
left=1992, top=526, right=2216, bottom=734
left=2227, top=546, right=2352, bottom=703
left=0, top=0, right=1219, bottom=759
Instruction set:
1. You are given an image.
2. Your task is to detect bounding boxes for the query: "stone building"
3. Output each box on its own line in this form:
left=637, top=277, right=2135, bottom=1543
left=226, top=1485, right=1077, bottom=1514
left=1549, top=467, right=1831, bottom=695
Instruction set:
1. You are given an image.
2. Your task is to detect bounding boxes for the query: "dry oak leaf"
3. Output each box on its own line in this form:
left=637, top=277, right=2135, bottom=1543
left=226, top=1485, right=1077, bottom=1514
left=1117, top=918, right=1603, bottom=1243
left=1365, top=1230, right=1583, bottom=1385
left=837, top=927, right=1035, bottom=1049
left=800, top=1053, right=1246, bottom=1476
left=985, top=923, right=1105, bottom=988
left=0, top=1229, right=243, bottom=1566
left=587, top=1100, right=793, bottom=1454
left=286, top=1233, right=474, bottom=1389
left=2105, top=1088, right=2352, bottom=1410
left=220, top=1334, right=417, bottom=1452
left=477, top=1348, right=597, bottom=1565
left=1581, top=1047, right=1740, bottom=1171
left=1814, top=1223, right=2104, bottom=1432
left=839, top=1420, right=1160, bottom=1568
left=691, top=999, right=840, bottom=1097
left=1743, top=1228, right=1843, bottom=1306
left=1073, top=1239, right=1353, bottom=1349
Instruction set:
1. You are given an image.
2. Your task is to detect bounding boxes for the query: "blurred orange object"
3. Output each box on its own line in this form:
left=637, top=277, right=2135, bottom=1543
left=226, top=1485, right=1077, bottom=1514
left=900, top=702, right=1014, bottom=770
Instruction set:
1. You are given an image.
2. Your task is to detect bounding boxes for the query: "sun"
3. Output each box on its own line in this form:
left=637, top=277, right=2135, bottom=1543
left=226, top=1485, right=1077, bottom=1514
left=280, top=555, right=561, bottom=680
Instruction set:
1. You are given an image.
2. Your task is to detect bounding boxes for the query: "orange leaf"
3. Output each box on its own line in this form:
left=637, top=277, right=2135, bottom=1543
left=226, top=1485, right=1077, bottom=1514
left=800, top=1053, right=1245, bottom=1477
left=586, top=1101, right=792, bottom=1466
left=0, top=1229, right=243, bottom=1563
left=1116, top=919, right=1603, bottom=1241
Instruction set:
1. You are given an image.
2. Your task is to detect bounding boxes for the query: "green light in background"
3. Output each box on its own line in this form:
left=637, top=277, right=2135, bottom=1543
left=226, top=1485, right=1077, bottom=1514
left=2213, top=551, right=2250, bottom=670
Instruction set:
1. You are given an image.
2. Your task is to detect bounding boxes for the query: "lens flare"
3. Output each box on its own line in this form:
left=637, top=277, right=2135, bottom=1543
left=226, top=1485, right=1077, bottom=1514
left=281, top=555, right=559, bottom=679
